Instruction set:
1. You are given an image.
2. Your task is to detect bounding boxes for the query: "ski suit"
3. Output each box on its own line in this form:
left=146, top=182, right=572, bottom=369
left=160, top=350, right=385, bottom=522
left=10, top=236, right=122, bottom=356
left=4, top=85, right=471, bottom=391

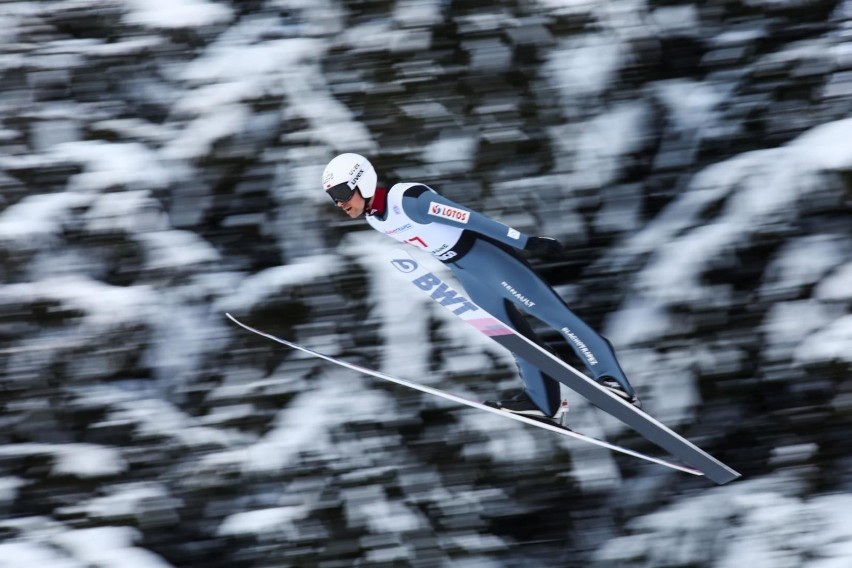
left=366, top=183, right=634, bottom=416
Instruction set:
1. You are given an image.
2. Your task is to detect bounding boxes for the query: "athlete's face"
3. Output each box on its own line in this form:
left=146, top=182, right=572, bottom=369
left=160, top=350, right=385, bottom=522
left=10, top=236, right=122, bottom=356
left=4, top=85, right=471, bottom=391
left=336, top=191, right=366, bottom=218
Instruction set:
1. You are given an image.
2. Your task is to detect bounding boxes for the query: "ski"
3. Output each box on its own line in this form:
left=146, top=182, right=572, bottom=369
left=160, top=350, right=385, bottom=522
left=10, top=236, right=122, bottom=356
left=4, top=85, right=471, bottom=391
left=225, top=313, right=703, bottom=477
left=386, top=249, right=741, bottom=485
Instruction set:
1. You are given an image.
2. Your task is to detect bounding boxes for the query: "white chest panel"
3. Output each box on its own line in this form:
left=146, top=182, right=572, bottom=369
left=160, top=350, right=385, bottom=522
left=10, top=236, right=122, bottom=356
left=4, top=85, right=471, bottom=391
left=367, top=183, right=464, bottom=261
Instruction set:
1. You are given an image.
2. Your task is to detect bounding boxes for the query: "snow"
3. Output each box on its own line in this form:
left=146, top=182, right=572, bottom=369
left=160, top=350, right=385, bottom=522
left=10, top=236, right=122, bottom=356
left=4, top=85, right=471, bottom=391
left=795, top=314, right=852, bottom=364
left=458, top=411, right=551, bottom=464
left=197, top=374, right=395, bottom=474
left=769, top=443, right=818, bottom=467
left=566, top=102, right=650, bottom=188
left=789, top=117, right=852, bottom=169
left=122, top=0, right=233, bottom=30
left=544, top=34, right=626, bottom=103
left=95, top=395, right=245, bottom=450
left=83, top=190, right=168, bottom=234
left=650, top=5, right=701, bottom=37
left=629, top=116, right=852, bottom=306
left=422, top=134, right=478, bottom=174
left=604, top=298, right=681, bottom=346
left=619, top=347, right=701, bottom=423
left=653, top=79, right=726, bottom=132
left=0, top=444, right=126, bottom=478
left=70, top=482, right=178, bottom=522
left=0, top=192, right=92, bottom=246
left=162, top=104, right=250, bottom=162
left=347, top=496, right=426, bottom=534
left=637, top=220, right=740, bottom=304
left=815, top=261, right=852, bottom=302
left=531, top=0, right=602, bottom=18
left=595, top=475, right=817, bottom=566
left=217, top=505, right=308, bottom=536
left=394, top=0, right=444, bottom=28
left=50, top=37, right=165, bottom=59
left=173, top=34, right=373, bottom=158
left=759, top=235, right=848, bottom=300
left=762, top=300, right=839, bottom=361
left=215, top=254, right=341, bottom=314
left=53, top=141, right=172, bottom=193
left=0, top=542, right=85, bottom=568
left=743, top=0, right=827, bottom=11
left=0, top=276, right=155, bottom=328
left=0, top=477, right=25, bottom=505
left=135, top=230, right=221, bottom=271
left=54, top=526, right=175, bottom=568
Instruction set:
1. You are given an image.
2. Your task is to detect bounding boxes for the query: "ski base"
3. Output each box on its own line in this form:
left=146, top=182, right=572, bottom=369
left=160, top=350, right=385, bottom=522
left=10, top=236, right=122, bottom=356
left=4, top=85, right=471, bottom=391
left=226, top=313, right=704, bottom=478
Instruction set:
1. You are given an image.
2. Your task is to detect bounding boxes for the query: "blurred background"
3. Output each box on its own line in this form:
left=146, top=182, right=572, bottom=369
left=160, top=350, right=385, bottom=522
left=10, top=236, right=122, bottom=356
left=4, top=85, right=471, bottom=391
left=1, top=0, right=851, bottom=566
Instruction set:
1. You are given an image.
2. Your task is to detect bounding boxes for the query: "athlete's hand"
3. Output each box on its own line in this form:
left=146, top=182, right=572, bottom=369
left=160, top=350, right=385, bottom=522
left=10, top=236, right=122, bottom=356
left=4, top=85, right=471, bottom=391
left=524, top=236, right=564, bottom=256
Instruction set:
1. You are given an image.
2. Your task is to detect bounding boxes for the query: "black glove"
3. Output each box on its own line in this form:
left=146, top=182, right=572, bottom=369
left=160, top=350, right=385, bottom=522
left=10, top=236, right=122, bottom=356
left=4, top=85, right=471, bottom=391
left=524, top=236, right=564, bottom=256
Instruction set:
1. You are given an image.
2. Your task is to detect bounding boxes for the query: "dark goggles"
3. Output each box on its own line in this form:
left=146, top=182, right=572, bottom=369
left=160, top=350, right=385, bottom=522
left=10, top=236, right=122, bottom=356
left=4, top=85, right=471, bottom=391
left=325, top=182, right=356, bottom=204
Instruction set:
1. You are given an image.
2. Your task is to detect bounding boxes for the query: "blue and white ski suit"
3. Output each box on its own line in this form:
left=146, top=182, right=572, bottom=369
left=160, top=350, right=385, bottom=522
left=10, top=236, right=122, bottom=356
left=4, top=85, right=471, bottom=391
left=366, top=183, right=634, bottom=416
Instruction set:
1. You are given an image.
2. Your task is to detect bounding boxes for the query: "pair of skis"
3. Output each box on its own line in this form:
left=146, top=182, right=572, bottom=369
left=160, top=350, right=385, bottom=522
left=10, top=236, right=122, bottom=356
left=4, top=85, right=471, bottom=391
left=227, top=249, right=741, bottom=485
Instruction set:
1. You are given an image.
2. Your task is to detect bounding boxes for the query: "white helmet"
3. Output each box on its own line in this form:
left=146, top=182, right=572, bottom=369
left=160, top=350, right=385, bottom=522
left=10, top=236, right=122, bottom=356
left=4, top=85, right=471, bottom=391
left=321, top=153, right=378, bottom=202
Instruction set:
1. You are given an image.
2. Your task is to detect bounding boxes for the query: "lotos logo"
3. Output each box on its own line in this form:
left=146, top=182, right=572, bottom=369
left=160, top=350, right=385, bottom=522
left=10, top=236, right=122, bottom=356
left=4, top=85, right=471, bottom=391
left=323, top=171, right=334, bottom=188
left=428, top=202, right=470, bottom=224
left=391, top=258, right=418, bottom=273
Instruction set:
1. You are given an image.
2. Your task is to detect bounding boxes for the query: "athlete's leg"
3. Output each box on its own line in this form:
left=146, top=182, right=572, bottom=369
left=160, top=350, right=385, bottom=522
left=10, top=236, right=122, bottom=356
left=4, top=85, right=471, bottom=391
left=451, top=268, right=563, bottom=416
left=452, top=241, right=636, bottom=396
left=512, top=278, right=635, bottom=394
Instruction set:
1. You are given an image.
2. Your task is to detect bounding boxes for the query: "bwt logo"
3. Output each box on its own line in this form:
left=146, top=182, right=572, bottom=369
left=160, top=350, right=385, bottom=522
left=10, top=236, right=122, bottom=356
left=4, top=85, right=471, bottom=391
left=428, top=202, right=470, bottom=224
left=414, top=275, right=478, bottom=315
left=391, top=258, right=477, bottom=315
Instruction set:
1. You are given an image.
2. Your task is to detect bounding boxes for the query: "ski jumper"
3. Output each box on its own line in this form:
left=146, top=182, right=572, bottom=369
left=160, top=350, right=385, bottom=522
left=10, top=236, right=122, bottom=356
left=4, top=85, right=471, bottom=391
left=366, top=183, right=634, bottom=416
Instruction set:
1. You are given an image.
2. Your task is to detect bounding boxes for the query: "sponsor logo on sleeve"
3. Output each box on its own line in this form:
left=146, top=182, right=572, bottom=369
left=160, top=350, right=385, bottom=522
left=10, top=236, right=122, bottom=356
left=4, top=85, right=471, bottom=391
left=428, top=202, right=470, bottom=224
left=507, top=228, right=520, bottom=240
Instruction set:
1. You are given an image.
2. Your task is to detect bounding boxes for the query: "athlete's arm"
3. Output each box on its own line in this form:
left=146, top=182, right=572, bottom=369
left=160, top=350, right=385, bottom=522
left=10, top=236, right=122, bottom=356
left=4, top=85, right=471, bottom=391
left=401, top=186, right=531, bottom=250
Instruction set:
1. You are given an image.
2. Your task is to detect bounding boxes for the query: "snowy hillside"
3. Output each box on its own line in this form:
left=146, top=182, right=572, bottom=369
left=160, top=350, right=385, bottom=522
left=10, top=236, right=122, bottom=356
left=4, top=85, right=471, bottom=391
left=0, top=0, right=851, bottom=567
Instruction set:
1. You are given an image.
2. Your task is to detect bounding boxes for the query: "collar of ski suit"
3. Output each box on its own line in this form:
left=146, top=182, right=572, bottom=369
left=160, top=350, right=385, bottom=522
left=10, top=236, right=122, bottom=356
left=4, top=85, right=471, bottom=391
left=366, top=186, right=389, bottom=218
